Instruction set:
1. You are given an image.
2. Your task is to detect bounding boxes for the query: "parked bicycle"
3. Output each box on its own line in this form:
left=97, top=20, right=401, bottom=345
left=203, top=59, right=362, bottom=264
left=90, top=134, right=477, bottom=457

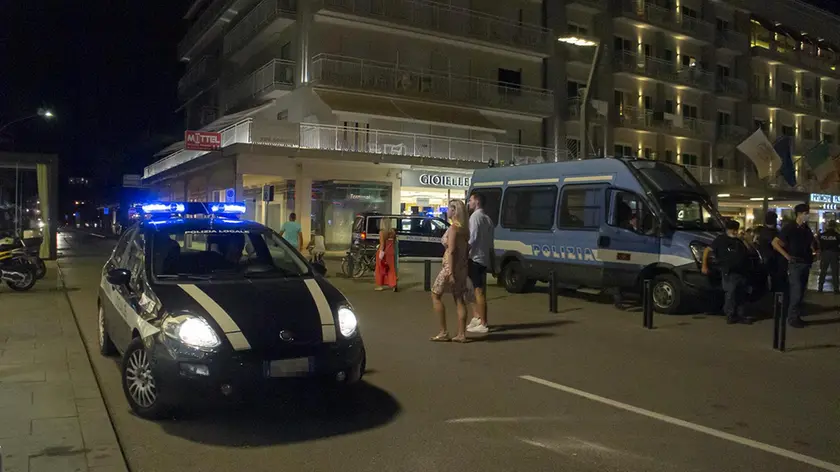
left=341, top=246, right=376, bottom=278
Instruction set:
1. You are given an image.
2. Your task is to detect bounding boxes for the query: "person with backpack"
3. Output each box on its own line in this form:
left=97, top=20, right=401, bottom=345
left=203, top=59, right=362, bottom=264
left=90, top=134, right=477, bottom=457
left=701, top=219, right=754, bottom=325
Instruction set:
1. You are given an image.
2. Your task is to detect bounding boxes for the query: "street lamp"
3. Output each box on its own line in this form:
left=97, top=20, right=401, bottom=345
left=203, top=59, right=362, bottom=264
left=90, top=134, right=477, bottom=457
left=558, top=36, right=602, bottom=160
left=0, top=108, right=56, bottom=134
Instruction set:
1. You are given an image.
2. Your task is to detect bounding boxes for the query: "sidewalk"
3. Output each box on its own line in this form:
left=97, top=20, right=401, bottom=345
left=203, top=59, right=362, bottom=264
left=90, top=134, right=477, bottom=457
left=0, top=264, right=127, bottom=472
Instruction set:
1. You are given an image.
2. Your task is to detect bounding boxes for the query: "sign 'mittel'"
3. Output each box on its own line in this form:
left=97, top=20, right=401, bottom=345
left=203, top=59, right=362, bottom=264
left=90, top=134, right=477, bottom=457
left=185, top=130, right=222, bottom=151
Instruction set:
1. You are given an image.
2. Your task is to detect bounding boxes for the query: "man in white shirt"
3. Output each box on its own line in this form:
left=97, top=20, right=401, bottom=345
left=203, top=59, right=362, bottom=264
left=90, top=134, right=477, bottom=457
left=466, top=193, right=495, bottom=334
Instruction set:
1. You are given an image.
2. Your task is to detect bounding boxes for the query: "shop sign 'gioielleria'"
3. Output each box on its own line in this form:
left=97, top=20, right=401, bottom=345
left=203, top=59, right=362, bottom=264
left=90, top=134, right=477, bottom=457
left=402, top=170, right=472, bottom=189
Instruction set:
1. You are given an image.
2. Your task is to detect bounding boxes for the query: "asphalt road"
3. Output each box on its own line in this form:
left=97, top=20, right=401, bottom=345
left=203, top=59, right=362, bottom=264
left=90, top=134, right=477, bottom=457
left=57, top=229, right=840, bottom=472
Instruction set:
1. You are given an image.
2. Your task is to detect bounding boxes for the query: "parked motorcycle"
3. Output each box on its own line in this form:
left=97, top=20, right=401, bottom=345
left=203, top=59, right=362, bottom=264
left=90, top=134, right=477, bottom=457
left=0, top=236, right=46, bottom=280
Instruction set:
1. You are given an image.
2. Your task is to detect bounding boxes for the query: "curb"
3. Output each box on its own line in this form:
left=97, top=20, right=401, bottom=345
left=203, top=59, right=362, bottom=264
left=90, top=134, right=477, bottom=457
left=56, top=262, right=132, bottom=472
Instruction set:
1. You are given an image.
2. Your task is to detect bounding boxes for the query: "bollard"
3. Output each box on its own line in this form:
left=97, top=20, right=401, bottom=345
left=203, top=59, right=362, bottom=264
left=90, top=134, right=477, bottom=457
left=423, top=259, right=432, bottom=292
left=778, top=292, right=787, bottom=352
left=642, top=279, right=654, bottom=329
left=772, top=291, right=783, bottom=350
left=549, top=270, right=557, bottom=313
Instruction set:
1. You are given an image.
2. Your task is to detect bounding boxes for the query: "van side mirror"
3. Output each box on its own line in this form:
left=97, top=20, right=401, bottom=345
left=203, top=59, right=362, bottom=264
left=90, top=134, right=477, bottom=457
left=106, top=268, right=132, bottom=286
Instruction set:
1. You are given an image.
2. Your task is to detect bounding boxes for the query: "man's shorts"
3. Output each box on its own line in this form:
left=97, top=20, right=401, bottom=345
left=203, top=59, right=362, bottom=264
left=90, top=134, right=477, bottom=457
left=468, top=260, right=488, bottom=290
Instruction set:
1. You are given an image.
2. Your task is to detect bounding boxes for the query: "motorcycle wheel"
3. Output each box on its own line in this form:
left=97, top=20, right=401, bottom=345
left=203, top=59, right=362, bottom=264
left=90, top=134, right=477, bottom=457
left=34, top=258, right=47, bottom=280
left=6, top=268, right=36, bottom=291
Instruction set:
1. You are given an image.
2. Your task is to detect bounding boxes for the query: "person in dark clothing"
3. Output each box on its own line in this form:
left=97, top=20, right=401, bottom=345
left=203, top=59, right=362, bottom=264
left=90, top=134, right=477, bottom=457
left=702, top=219, right=753, bottom=325
left=756, top=211, right=786, bottom=293
left=817, top=220, right=839, bottom=294
left=772, top=204, right=816, bottom=328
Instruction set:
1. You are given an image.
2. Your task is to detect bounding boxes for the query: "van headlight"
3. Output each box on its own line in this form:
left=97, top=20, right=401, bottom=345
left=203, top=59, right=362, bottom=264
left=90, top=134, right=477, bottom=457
left=337, top=306, right=358, bottom=338
left=162, top=314, right=221, bottom=350
left=689, top=242, right=708, bottom=266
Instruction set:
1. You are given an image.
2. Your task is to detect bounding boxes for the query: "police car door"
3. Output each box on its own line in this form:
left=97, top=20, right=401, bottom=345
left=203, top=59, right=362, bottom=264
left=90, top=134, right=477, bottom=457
left=600, top=189, right=659, bottom=289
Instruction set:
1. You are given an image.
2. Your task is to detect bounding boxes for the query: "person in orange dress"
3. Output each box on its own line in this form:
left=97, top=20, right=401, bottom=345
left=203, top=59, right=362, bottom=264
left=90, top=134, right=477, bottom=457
left=374, top=219, right=398, bottom=292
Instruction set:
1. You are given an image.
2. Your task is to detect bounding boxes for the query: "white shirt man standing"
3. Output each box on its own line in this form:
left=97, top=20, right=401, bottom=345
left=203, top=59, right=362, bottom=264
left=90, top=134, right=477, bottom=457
left=466, top=193, right=494, bottom=334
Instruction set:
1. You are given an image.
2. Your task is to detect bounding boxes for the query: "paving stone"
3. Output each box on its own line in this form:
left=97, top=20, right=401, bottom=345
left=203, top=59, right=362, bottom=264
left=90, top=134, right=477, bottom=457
left=88, top=465, right=129, bottom=472
left=0, top=349, right=36, bottom=365
left=31, top=417, right=82, bottom=436
left=29, top=451, right=87, bottom=472
left=78, top=414, right=118, bottom=448
left=0, top=415, right=31, bottom=438
left=26, top=427, right=85, bottom=455
left=86, top=445, right=125, bottom=469
left=0, top=386, right=33, bottom=407
left=0, top=366, right=46, bottom=383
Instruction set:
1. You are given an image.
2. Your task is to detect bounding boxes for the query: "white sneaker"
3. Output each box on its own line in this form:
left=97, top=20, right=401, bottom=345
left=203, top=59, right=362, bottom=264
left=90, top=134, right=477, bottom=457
left=467, top=324, right=489, bottom=334
left=466, top=317, right=481, bottom=329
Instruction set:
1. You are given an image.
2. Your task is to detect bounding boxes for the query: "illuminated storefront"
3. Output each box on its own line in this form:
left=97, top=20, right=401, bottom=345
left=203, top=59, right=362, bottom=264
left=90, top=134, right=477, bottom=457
left=399, top=170, right=472, bottom=217
left=810, top=193, right=840, bottom=230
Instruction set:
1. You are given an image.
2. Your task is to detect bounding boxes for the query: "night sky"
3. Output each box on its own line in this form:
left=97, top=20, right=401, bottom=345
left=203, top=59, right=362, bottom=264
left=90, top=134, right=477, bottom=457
left=0, top=0, right=184, bottom=202
left=1, top=0, right=839, bottom=205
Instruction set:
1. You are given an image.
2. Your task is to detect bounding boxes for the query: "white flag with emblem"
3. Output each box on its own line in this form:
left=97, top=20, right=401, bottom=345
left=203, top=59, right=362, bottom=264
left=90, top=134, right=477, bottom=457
left=736, top=128, right=782, bottom=180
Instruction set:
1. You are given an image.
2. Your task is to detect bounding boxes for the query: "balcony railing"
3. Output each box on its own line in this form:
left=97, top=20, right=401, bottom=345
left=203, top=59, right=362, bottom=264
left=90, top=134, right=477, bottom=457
left=751, top=89, right=818, bottom=113
left=178, top=55, right=216, bottom=99
left=715, top=29, right=748, bottom=51
left=716, top=77, right=747, bottom=97
left=309, top=54, right=554, bottom=115
left=616, top=105, right=713, bottom=139
left=617, top=105, right=655, bottom=130
left=567, top=0, right=606, bottom=9
left=317, top=0, right=552, bottom=54
left=224, top=0, right=296, bottom=57
left=672, top=116, right=715, bottom=140
left=617, top=0, right=714, bottom=42
left=821, top=100, right=840, bottom=117
left=613, top=51, right=713, bottom=90
left=144, top=119, right=253, bottom=179
left=751, top=43, right=840, bottom=79
left=225, top=59, right=295, bottom=111
left=178, top=0, right=233, bottom=59
left=145, top=120, right=557, bottom=179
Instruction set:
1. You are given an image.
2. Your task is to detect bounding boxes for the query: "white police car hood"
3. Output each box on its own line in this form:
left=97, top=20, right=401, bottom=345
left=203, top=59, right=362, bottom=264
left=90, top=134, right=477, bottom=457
left=154, top=276, right=344, bottom=350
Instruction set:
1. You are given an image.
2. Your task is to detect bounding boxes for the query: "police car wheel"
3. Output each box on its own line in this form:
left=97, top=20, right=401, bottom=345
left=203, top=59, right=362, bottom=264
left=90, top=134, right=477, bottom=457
left=652, top=274, right=682, bottom=314
left=121, top=338, right=170, bottom=420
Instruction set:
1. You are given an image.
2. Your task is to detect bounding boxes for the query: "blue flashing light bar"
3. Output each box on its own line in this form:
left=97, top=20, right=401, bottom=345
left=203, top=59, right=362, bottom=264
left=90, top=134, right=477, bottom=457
left=209, top=203, right=246, bottom=214
left=141, top=203, right=186, bottom=213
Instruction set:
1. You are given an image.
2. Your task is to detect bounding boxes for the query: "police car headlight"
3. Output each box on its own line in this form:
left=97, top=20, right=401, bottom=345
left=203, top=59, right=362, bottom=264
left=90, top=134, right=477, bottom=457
left=689, top=242, right=707, bottom=266
left=162, top=314, right=221, bottom=350
left=337, top=306, right=358, bottom=338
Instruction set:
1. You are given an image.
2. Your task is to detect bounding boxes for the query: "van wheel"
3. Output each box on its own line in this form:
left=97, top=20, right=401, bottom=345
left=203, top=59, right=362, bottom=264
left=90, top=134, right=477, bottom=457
left=652, top=274, right=682, bottom=314
left=502, top=261, right=533, bottom=293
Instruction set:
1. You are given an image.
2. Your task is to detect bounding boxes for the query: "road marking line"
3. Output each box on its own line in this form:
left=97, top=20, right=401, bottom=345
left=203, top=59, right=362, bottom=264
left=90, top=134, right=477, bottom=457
left=520, top=375, right=840, bottom=472
left=446, top=416, right=568, bottom=424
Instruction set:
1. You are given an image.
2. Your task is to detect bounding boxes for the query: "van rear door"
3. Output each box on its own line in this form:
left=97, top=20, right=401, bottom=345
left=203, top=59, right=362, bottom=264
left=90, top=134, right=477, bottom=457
left=599, top=189, right=660, bottom=289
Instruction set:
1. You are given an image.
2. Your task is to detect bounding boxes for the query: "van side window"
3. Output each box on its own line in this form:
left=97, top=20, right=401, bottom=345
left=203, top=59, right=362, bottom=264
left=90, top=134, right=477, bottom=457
left=469, top=188, right=502, bottom=226
left=609, top=191, right=656, bottom=235
left=558, top=186, right=604, bottom=229
left=500, top=185, right=558, bottom=231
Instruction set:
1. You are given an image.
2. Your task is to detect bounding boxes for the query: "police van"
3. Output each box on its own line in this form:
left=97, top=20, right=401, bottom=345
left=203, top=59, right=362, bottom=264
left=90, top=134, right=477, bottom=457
left=470, top=158, right=765, bottom=313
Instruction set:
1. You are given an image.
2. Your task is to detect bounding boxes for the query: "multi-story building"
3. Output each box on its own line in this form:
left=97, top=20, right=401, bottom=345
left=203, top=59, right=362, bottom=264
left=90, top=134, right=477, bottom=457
left=147, top=0, right=840, bottom=248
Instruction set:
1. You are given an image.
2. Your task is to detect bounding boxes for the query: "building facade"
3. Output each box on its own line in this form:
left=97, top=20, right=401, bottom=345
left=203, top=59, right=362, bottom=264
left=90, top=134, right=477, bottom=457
left=147, top=0, right=840, bottom=248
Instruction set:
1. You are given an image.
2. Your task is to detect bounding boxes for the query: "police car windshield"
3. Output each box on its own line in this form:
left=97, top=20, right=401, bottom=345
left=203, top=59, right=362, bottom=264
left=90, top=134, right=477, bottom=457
left=658, top=193, right=724, bottom=231
left=151, top=228, right=310, bottom=280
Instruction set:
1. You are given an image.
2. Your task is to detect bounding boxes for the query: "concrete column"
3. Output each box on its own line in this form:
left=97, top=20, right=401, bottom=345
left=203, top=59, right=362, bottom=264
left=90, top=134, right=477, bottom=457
left=296, top=0, right=314, bottom=86
left=655, top=133, right=667, bottom=161
left=294, top=164, right=312, bottom=248
left=391, top=176, right=402, bottom=214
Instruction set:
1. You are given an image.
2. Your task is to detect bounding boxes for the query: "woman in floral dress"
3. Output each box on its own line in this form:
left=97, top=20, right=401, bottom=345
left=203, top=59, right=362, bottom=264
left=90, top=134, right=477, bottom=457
left=430, top=199, right=470, bottom=343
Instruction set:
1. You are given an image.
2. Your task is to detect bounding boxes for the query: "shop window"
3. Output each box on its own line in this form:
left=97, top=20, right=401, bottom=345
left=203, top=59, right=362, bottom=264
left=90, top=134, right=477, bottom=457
left=501, top=186, right=558, bottom=231
left=469, top=188, right=502, bottom=225
left=558, top=186, right=605, bottom=229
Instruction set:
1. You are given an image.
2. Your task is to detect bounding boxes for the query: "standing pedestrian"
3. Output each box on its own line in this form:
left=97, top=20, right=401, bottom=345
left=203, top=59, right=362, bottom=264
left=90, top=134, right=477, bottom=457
left=817, top=220, right=839, bottom=294
left=429, top=200, right=470, bottom=343
left=756, top=211, right=786, bottom=294
left=702, top=219, right=753, bottom=324
left=374, top=218, right=399, bottom=292
left=278, top=212, right=303, bottom=251
left=772, top=204, right=816, bottom=328
left=466, top=193, right=494, bottom=334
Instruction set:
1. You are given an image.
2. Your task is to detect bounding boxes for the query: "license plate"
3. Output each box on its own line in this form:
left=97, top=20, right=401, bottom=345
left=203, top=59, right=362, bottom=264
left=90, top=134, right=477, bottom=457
left=265, top=358, right=313, bottom=378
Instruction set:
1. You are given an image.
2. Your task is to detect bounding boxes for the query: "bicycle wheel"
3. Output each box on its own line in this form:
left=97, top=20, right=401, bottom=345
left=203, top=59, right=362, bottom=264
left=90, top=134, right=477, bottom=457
left=340, top=257, right=351, bottom=277
left=353, top=255, right=370, bottom=278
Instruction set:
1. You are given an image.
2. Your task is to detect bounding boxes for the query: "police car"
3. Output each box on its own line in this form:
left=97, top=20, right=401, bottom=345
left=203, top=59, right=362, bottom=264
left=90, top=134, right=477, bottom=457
left=97, top=202, right=365, bottom=419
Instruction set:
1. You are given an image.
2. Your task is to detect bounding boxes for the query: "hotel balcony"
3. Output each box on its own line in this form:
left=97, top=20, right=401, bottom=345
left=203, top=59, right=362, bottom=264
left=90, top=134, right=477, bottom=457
left=144, top=120, right=556, bottom=179
left=617, top=105, right=713, bottom=140
left=751, top=43, right=840, bottom=81
left=684, top=165, right=746, bottom=186
left=567, top=97, right=608, bottom=122
left=617, top=105, right=656, bottom=132
left=715, top=77, right=748, bottom=99
left=223, top=0, right=296, bottom=62
left=178, top=0, right=239, bottom=61
left=715, top=29, right=748, bottom=53
left=613, top=51, right=714, bottom=91
left=750, top=89, right=818, bottom=115
left=616, top=0, right=714, bottom=44
left=178, top=55, right=218, bottom=101
left=671, top=116, right=715, bottom=141
left=224, top=59, right=295, bottom=111
left=309, top=54, right=554, bottom=116
left=315, top=0, right=552, bottom=56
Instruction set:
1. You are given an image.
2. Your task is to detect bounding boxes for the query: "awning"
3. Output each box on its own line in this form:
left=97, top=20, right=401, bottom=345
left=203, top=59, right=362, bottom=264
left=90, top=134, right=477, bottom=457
left=153, top=101, right=275, bottom=157
left=314, top=90, right=505, bottom=134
